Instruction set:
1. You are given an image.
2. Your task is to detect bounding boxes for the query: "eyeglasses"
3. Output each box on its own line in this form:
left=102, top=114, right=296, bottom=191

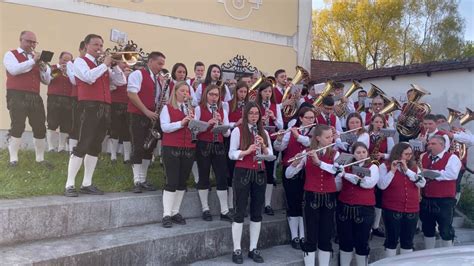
left=22, top=39, right=38, bottom=45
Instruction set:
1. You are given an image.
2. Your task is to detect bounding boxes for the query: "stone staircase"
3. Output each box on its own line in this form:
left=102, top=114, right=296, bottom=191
left=0, top=186, right=473, bottom=265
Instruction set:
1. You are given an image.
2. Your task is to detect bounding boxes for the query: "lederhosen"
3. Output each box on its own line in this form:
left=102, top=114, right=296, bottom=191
left=73, top=56, right=111, bottom=157
left=232, top=126, right=267, bottom=223
left=128, top=68, right=157, bottom=163
left=5, top=50, right=46, bottom=139
left=337, top=163, right=375, bottom=256
left=381, top=163, right=420, bottom=250
left=47, top=65, right=73, bottom=134
left=110, top=84, right=130, bottom=143
left=195, top=104, right=229, bottom=191
left=162, top=103, right=196, bottom=192
left=69, top=80, right=81, bottom=141
left=260, top=101, right=280, bottom=185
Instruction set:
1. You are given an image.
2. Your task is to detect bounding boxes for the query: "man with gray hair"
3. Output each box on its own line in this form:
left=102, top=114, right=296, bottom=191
left=419, top=134, right=461, bottom=249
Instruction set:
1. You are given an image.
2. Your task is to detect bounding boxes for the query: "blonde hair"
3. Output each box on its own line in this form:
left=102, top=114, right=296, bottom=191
left=169, top=81, right=191, bottom=109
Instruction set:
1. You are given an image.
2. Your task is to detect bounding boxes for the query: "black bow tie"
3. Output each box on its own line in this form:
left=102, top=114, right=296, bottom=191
left=430, top=155, right=439, bottom=162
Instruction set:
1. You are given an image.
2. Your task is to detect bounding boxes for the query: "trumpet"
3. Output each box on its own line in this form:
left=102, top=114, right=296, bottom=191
left=287, top=143, right=336, bottom=163
left=97, top=50, right=141, bottom=66
left=270, top=123, right=317, bottom=137
left=51, top=64, right=67, bottom=79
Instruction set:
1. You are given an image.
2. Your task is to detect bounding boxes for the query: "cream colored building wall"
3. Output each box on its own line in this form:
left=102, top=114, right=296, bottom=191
left=0, top=0, right=311, bottom=133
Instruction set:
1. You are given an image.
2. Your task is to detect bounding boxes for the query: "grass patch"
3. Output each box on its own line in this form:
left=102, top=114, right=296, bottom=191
left=458, top=184, right=474, bottom=223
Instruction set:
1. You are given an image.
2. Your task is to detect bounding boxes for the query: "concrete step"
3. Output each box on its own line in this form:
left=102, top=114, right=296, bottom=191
left=0, top=186, right=287, bottom=246
left=0, top=211, right=290, bottom=265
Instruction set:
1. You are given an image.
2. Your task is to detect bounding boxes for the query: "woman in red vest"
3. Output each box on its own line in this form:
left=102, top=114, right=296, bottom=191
left=378, top=142, right=425, bottom=257
left=226, top=81, right=249, bottom=214
left=285, top=125, right=340, bottom=266
left=168, top=63, right=190, bottom=99
left=336, top=142, right=379, bottom=266
left=228, top=101, right=273, bottom=264
left=159, top=81, right=196, bottom=228
left=335, top=113, right=369, bottom=153
left=274, top=106, right=315, bottom=250
left=256, top=81, right=284, bottom=216
left=194, top=64, right=232, bottom=105
left=194, top=84, right=232, bottom=222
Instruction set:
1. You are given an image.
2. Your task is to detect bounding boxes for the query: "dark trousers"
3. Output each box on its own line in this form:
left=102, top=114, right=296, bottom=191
left=336, top=202, right=374, bottom=255
left=456, top=169, right=465, bottom=193
left=383, top=209, right=418, bottom=250
left=232, top=167, right=266, bottom=223
left=195, top=141, right=229, bottom=190
left=69, top=98, right=82, bottom=140
left=264, top=140, right=279, bottom=184
left=282, top=166, right=304, bottom=217
left=375, top=187, right=383, bottom=208
left=6, top=90, right=46, bottom=139
left=420, top=197, right=456, bottom=241
left=163, top=146, right=195, bottom=191
left=110, top=103, right=130, bottom=141
left=73, top=101, right=110, bottom=157
left=224, top=136, right=235, bottom=187
left=302, top=191, right=336, bottom=253
left=129, top=113, right=155, bottom=164
left=47, top=95, right=73, bottom=133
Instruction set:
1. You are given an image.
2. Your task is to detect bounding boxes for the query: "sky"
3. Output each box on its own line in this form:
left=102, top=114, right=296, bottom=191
left=312, top=0, right=474, bottom=42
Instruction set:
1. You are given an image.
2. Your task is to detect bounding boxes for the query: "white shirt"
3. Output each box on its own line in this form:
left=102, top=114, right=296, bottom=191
left=74, top=53, right=126, bottom=87
left=66, top=60, right=76, bottom=85
left=285, top=149, right=341, bottom=179
left=3, top=47, right=51, bottom=85
left=193, top=82, right=232, bottom=106
left=228, top=125, right=274, bottom=161
left=319, top=113, right=343, bottom=133
left=127, top=68, right=161, bottom=104
left=454, top=131, right=474, bottom=146
left=378, top=163, right=425, bottom=190
left=160, top=103, right=190, bottom=133
left=421, top=150, right=462, bottom=181
left=266, top=103, right=285, bottom=130
left=336, top=164, right=379, bottom=191
left=194, top=104, right=231, bottom=137
left=361, top=112, right=394, bottom=129
left=335, top=132, right=370, bottom=152
left=274, top=129, right=311, bottom=152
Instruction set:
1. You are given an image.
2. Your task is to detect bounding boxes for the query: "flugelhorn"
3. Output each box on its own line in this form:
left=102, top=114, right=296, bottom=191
left=334, top=80, right=364, bottom=117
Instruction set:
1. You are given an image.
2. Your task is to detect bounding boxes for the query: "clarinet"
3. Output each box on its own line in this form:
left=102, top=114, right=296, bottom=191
left=210, top=103, right=219, bottom=143
left=253, top=125, right=263, bottom=171
left=263, top=99, right=270, bottom=127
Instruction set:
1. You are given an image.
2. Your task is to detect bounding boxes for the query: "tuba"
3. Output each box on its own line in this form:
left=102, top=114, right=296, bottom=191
left=367, top=83, right=391, bottom=106
left=448, top=107, right=474, bottom=160
left=396, top=84, right=431, bottom=138
left=281, top=66, right=310, bottom=118
left=248, top=72, right=265, bottom=102
left=380, top=97, right=402, bottom=115
left=334, top=80, right=364, bottom=117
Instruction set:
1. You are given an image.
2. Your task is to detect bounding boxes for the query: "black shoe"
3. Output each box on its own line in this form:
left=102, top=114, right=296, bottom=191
left=133, top=183, right=142, bottom=193
left=8, top=161, right=18, bottom=167
left=291, top=237, right=300, bottom=249
left=171, top=213, right=186, bottom=225
left=162, top=215, right=173, bottom=228
left=80, top=184, right=104, bottom=195
left=264, top=206, right=274, bottom=216
left=123, top=160, right=130, bottom=165
left=140, top=181, right=157, bottom=191
left=248, top=249, right=264, bottom=263
left=220, top=212, right=233, bottom=222
left=64, top=186, right=78, bottom=197
left=38, top=160, right=54, bottom=170
left=232, top=249, right=243, bottom=264
left=228, top=208, right=236, bottom=216
left=202, top=210, right=213, bottom=221
left=372, top=228, right=385, bottom=238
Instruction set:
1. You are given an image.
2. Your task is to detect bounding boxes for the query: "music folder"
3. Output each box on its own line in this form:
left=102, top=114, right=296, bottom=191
left=352, top=166, right=371, bottom=177
left=40, top=50, right=54, bottom=63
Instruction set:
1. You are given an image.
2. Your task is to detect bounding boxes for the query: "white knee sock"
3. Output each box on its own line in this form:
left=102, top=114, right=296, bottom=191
left=118, top=143, right=123, bottom=154
left=228, top=187, right=234, bottom=209
left=171, top=190, right=185, bottom=216
left=288, top=217, right=299, bottom=239
left=354, top=254, right=368, bottom=266
left=441, top=240, right=453, bottom=247
left=424, top=236, right=436, bottom=249
left=198, top=189, right=209, bottom=211
left=304, top=252, right=315, bottom=266
left=33, top=138, right=46, bottom=162
left=162, top=190, right=175, bottom=217
left=123, top=141, right=131, bottom=161
left=132, top=164, right=142, bottom=184
left=192, top=161, right=199, bottom=183
left=400, top=248, right=413, bottom=254
left=58, top=133, right=68, bottom=152
left=217, top=189, right=229, bottom=215
left=249, top=221, right=261, bottom=251
left=384, top=248, right=397, bottom=257
left=82, top=155, right=98, bottom=187
left=141, top=159, right=151, bottom=182
left=46, top=130, right=56, bottom=151
left=265, top=184, right=273, bottom=207
left=339, top=250, right=353, bottom=266
left=8, top=136, right=21, bottom=162
left=298, top=216, right=305, bottom=239
left=69, top=138, right=78, bottom=153
left=66, top=155, right=83, bottom=188
left=373, top=207, right=382, bottom=229
left=232, top=222, right=243, bottom=251
left=109, top=138, right=119, bottom=160
left=317, top=250, right=331, bottom=266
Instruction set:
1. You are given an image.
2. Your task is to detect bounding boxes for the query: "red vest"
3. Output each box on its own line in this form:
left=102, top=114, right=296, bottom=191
left=168, top=80, right=175, bottom=96
left=76, top=56, right=111, bottom=103
left=338, top=163, right=375, bottom=206
left=282, top=129, right=308, bottom=167
left=273, top=87, right=284, bottom=104
left=47, top=65, right=73, bottom=96
left=6, top=50, right=41, bottom=93
left=304, top=150, right=337, bottom=193
left=235, top=126, right=266, bottom=170
left=228, top=106, right=243, bottom=123
left=382, top=163, right=420, bottom=212
left=422, top=152, right=456, bottom=198
left=127, top=68, right=155, bottom=115
left=365, top=112, right=389, bottom=126
left=197, top=105, right=225, bottom=143
left=161, top=104, right=195, bottom=148
left=303, top=95, right=315, bottom=104
left=316, top=113, right=336, bottom=127
left=111, top=84, right=129, bottom=104
left=261, top=102, right=278, bottom=139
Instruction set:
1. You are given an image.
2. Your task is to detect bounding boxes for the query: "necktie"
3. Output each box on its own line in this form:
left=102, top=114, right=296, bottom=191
left=430, top=155, right=438, bottom=163
left=325, top=115, right=331, bottom=126
left=180, top=103, right=185, bottom=114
